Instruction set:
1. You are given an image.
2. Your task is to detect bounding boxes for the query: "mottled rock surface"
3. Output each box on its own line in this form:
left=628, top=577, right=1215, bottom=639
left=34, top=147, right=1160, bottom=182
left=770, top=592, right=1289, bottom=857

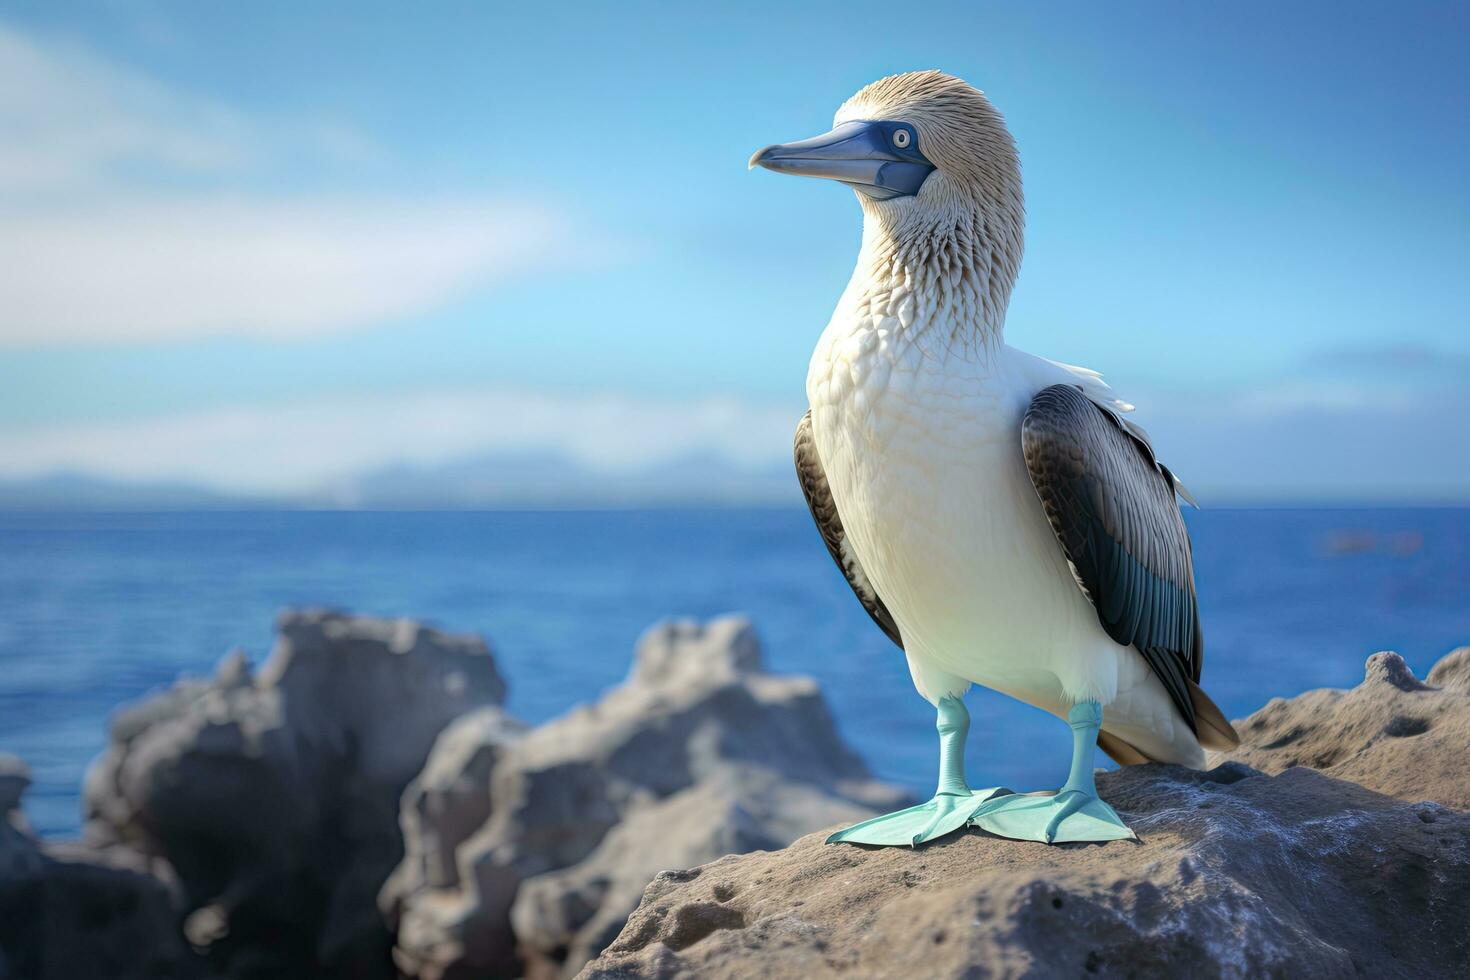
left=583, top=650, right=1470, bottom=979
left=585, top=768, right=1469, bottom=979
left=81, top=610, right=506, bottom=980
left=1229, top=649, right=1470, bottom=809
left=385, top=616, right=908, bottom=980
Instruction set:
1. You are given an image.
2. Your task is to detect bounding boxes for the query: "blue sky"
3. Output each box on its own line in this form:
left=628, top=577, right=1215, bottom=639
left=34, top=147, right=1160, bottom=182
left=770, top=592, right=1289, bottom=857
left=0, top=2, right=1466, bottom=500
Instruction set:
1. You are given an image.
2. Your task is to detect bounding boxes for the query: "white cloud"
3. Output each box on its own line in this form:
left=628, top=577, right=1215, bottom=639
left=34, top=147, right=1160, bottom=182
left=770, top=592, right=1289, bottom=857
left=0, top=389, right=800, bottom=495
left=1, top=24, right=259, bottom=193
left=0, top=22, right=368, bottom=193
left=1221, top=379, right=1417, bottom=419
left=0, top=24, right=591, bottom=347
left=1124, top=381, right=1468, bottom=502
left=0, top=196, right=571, bottom=346
left=0, top=376, right=1464, bottom=503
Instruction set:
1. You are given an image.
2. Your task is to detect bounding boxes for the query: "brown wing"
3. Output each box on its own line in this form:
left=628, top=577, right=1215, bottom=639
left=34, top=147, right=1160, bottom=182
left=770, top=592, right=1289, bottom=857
left=794, top=411, right=902, bottom=649
left=1021, top=384, right=1202, bottom=733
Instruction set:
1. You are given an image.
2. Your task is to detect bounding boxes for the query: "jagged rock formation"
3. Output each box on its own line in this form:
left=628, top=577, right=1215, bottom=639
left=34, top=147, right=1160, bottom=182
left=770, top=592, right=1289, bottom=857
left=80, top=610, right=507, bottom=980
left=4, top=611, right=901, bottom=979
left=382, top=616, right=908, bottom=979
left=0, top=753, right=197, bottom=980
left=14, top=614, right=1470, bottom=980
left=379, top=706, right=530, bottom=979
left=582, top=649, right=1470, bottom=979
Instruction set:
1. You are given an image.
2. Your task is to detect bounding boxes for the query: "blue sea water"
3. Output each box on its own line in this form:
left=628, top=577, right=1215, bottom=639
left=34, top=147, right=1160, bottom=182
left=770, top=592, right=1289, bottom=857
left=2, top=507, right=1467, bottom=838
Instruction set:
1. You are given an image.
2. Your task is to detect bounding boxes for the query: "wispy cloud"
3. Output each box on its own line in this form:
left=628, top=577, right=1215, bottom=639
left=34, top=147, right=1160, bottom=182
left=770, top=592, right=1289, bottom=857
left=1224, top=379, right=1418, bottom=419
left=3, top=373, right=1465, bottom=504
left=0, top=388, right=801, bottom=495
left=1, top=23, right=292, bottom=194
left=0, top=23, right=593, bottom=347
left=0, top=21, right=401, bottom=195
left=0, top=196, right=571, bottom=346
left=1129, top=379, right=1467, bottom=502
left=1302, top=342, right=1470, bottom=378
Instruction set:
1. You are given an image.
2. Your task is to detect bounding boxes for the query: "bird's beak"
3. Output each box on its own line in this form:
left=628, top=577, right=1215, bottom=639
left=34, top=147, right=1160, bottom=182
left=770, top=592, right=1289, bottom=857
left=749, top=120, right=934, bottom=201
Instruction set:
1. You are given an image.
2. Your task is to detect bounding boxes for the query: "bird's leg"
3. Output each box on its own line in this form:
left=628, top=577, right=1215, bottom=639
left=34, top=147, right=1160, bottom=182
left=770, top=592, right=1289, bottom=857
left=969, top=701, right=1135, bottom=845
left=1059, top=701, right=1103, bottom=796
left=934, top=694, right=973, bottom=796
left=827, top=696, right=1010, bottom=847
left=1040, top=701, right=1134, bottom=842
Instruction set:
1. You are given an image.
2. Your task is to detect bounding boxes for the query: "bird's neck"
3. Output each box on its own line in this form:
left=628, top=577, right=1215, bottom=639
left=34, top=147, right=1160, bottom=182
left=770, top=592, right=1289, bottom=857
left=843, top=211, right=1020, bottom=359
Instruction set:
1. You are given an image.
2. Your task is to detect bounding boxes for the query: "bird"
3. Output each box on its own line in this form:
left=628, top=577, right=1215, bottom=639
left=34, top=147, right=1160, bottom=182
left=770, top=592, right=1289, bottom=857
left=750, top=70, right=1239, bottom=847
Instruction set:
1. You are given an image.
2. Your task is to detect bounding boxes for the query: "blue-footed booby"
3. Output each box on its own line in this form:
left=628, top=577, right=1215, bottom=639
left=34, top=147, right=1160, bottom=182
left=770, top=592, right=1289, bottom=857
left=752, top=71, right=1239, bottom=846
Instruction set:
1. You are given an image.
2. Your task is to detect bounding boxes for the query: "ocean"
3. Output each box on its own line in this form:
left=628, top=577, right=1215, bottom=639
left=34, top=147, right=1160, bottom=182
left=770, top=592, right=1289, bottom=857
left=3, top=507, right=1468, bottom=838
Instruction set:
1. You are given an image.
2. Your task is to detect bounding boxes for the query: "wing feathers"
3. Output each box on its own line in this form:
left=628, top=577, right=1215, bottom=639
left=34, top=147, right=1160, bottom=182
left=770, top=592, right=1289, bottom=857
left=1188, top=679, right=1241, bottom=750
left=794, top=412, right=903, bottom=649
left=1096, top=729, right=1153, bottom=766
left=796, top=389, right=1237, bottom=753
left=1022, top=384, right=1208, bottom=735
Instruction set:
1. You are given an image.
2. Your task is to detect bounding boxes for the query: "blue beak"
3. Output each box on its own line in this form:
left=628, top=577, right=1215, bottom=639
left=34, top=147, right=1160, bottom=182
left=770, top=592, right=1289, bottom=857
left=749, top=119, right=935, bottom=201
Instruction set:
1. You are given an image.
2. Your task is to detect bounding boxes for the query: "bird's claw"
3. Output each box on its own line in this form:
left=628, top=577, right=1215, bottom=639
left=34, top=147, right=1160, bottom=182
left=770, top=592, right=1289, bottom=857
left=909, top=793, right=973, bottom=847
left=1043, top=790, right=1091, bottom=843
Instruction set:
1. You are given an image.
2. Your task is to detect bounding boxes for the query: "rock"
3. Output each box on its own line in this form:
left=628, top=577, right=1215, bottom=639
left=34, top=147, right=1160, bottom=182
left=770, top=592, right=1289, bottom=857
left=0, top=852, right=198, bottom=980
left=1228, top=648, right=1470, bottom=809
left=1427, top=646, right=1470, bottom=691
left=511, top=769, right=888, bottom=976
left=0, top=756, right=197, bottom=980
left=82, top=609, right=507, bottom=980
left=386, top=616, right=908, bottom=979
left=0, top=753, right=31, bottom=819
left=379, top=706, right=529, bottom=980
left=583, top=763, right=1470, bottom=979
left=582, top=644, right=1470, bottom=979
left=0, top=756, right=45, bottom=887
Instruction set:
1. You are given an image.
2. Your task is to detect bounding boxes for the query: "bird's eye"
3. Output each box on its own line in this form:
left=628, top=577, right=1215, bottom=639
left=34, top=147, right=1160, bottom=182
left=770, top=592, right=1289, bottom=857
left=892, top=129, right=912, bottom=149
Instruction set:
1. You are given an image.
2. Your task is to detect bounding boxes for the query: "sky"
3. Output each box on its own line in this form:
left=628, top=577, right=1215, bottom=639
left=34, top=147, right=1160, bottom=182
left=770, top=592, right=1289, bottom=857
left=1, top=1, right=1467, bottom=503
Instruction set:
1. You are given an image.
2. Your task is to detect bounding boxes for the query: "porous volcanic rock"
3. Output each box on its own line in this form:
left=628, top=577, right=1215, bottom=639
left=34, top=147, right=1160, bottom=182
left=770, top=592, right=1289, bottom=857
left=384, top=616, right=909, bottom=979
left=81, top=609, right=507, bottom=980
left=581, top=649, right=1470, bottom=979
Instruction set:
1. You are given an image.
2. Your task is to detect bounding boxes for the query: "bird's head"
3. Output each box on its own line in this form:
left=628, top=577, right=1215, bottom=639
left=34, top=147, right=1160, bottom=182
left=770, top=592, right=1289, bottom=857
left=750, top=70, right=1022, bottom=243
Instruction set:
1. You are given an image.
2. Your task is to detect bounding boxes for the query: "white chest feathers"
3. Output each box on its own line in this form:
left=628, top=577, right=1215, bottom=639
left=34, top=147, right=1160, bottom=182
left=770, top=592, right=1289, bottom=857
left=804, top=307, right=1111, bottom=697
left=805, top=303, right=1021, bottom=485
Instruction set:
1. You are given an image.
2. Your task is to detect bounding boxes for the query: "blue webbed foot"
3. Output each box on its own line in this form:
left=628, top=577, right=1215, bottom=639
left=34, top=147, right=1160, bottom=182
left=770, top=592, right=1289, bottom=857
left=969, top=700, right=1135, bottom=845
left=827, top=787, right=1010, bottom=847
left=969, top=788, right=1134, bottom=844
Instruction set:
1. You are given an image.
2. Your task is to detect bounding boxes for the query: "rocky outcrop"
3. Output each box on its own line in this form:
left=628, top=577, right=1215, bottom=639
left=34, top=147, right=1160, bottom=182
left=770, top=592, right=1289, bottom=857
left=1229, top=648, right=1470, bottom=809
left=81, top=610, right=507, bottom=980
left=0, top=753, right=197, bottom=980
left=0, top=753, right=30, bottom=826
left=379, top=706, right=530, bottom=979
left=583, top=649, right=1470, bottom=979
left=383, top=616, right=908, bottom=979
left=24, top=609, right=1470, bottom=980
left=8, top=610, right=901, bottom=979
left=0, top=753, right=42, bottom=887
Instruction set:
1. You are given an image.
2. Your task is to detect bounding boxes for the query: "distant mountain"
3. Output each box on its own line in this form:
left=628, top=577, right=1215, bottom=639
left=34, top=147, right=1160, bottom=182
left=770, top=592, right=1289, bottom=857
left=0, top=452, right=802, bottom=511
left=0, top=472, right=252, bottom=510
left=323, top=449, right=800, bottom=508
